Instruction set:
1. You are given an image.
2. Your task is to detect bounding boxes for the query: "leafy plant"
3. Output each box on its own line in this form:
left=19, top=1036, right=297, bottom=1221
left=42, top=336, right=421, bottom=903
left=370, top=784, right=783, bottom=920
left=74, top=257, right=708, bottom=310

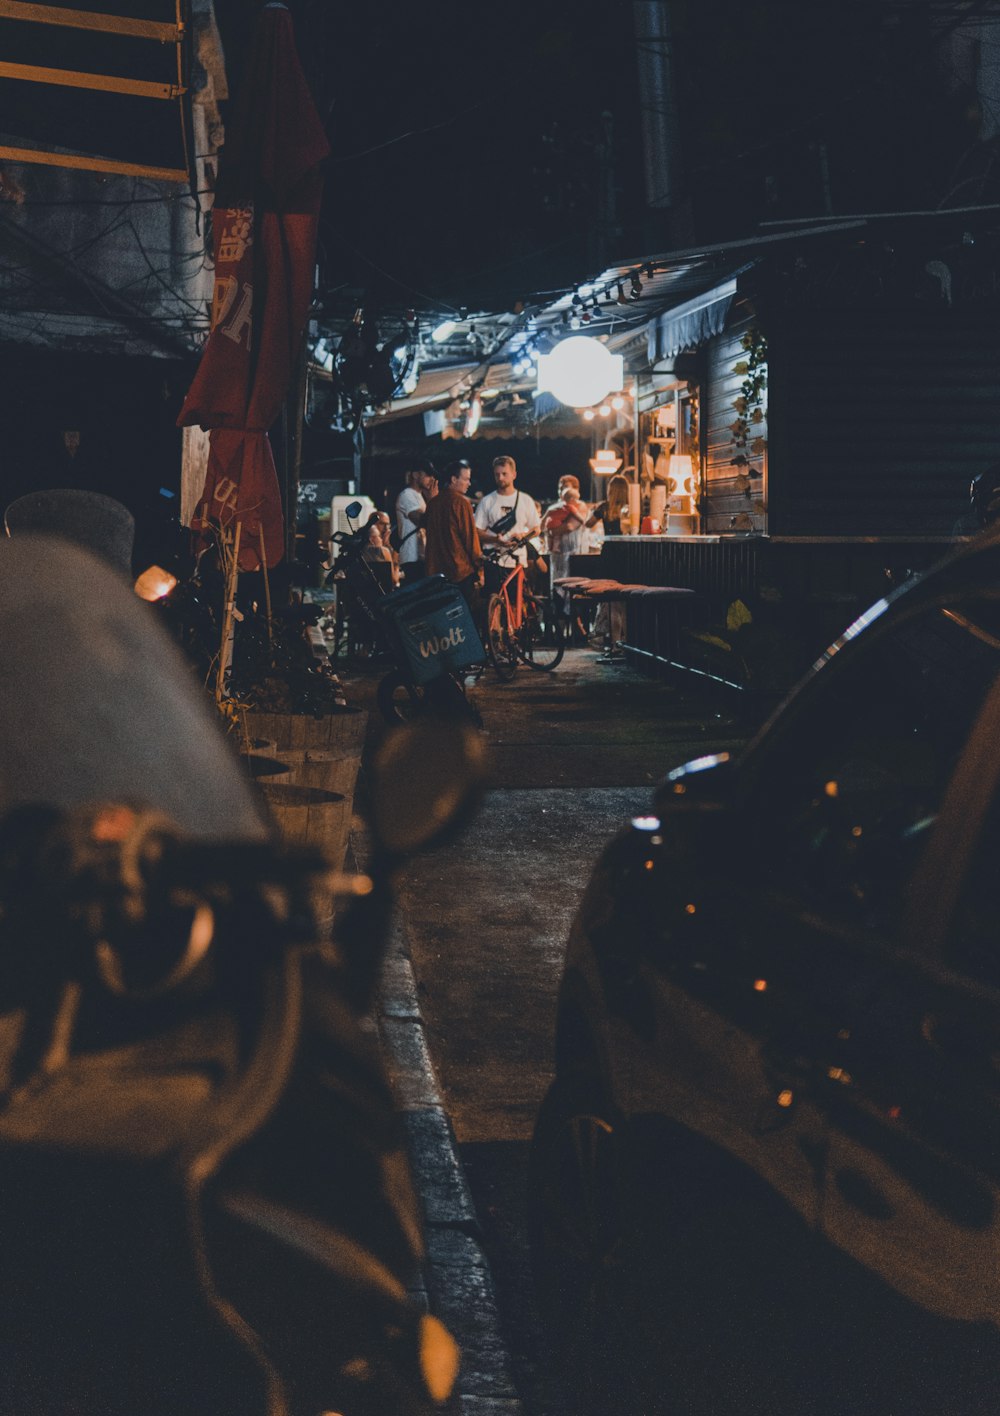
left=730, top=328, right=768, bottom=476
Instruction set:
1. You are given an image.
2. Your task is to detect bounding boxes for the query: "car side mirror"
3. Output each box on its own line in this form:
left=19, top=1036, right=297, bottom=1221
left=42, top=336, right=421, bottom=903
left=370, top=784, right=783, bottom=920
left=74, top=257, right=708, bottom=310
left=653, top=752, right=737, bottom=816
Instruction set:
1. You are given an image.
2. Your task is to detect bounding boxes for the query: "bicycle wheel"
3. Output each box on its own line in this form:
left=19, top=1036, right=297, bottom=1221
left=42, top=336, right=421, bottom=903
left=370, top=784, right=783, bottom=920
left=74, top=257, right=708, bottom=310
left=517, top=593, right=565, bottom=670
left=486, top=593, right=517, bottom=681
left=424, top=672, right=483, bottom=727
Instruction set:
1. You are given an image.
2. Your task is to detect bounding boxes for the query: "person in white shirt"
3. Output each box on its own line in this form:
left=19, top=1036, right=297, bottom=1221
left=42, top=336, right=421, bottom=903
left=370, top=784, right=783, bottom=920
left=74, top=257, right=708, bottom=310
left=474, top=456, right=540, bottom=590
left=394, top=462, right=433, bottom=581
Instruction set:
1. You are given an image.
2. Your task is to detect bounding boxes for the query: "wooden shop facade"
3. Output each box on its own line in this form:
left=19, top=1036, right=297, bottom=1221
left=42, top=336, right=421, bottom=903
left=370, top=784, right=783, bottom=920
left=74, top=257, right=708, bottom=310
left=594, top=221, right=1000, bottom=695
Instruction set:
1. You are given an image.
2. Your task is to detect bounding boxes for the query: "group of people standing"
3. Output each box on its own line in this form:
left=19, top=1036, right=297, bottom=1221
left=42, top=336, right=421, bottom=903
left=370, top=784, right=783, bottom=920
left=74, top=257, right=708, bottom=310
left=388, top=455, right=540, bottom=609
left=378, top=457, right=632, bottom=649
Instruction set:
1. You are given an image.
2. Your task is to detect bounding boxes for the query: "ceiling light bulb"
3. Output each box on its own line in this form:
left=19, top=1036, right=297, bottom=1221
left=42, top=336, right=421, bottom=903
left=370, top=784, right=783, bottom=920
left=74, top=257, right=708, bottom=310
left=535, top=337, right=624, bottom=407
left=431, top=319, right=457, bottom=343
left=583, top=408, right=596, bottom=421
left=599, top=404, right=611, bottom=417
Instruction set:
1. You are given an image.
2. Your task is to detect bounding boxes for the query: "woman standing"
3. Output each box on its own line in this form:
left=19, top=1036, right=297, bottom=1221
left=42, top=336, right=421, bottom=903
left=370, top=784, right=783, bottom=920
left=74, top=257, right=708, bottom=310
left=586, top=473, right=630, bottom=658
left=586, top=472, right=629, bottom=539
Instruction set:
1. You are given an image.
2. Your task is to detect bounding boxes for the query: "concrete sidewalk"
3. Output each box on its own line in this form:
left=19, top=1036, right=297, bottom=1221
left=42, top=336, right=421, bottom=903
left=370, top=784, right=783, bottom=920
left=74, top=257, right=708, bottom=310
left=377, top=906, right=524, bottom=1416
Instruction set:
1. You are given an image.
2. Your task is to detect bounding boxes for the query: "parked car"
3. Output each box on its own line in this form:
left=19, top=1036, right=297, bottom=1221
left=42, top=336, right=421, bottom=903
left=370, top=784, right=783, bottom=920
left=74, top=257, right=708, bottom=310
left=530, top=524, right=1000, bottom=1415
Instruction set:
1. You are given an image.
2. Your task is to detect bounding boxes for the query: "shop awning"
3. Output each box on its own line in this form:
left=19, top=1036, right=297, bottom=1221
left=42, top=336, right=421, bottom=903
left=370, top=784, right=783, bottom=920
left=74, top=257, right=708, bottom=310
left=646, top=279, right=737, bottom=363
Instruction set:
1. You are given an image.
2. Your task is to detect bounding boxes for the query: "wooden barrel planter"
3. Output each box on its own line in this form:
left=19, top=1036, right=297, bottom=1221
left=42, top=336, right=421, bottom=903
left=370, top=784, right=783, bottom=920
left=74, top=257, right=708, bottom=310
left=246, top=712, right=366, bottom=875
left=237, top=736, right=290, bottom=783
left=269, top=747, right=352, bottom=796
left=244, top=710, right=364, bottom=752
left=258, top=782, right=349, bottom=856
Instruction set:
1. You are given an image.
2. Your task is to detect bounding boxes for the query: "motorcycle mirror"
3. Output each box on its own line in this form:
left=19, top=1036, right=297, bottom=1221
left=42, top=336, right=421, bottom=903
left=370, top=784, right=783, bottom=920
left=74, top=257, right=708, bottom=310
left=370, top=719, right=485, bottom=857
left=345, top=500, right=363, bottom=523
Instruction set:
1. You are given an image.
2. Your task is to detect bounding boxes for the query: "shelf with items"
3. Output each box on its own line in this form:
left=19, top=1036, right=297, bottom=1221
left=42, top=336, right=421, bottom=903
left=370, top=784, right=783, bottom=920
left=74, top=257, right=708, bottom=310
left=637, top=383, right=702, bottom=533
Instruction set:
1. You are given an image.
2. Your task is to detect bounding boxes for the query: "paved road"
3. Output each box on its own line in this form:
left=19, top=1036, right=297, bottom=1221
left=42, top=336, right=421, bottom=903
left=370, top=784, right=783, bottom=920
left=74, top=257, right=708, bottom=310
left=388, top=649, right=748, bottom=1413
left=395, top=651, right=745, bottom=1146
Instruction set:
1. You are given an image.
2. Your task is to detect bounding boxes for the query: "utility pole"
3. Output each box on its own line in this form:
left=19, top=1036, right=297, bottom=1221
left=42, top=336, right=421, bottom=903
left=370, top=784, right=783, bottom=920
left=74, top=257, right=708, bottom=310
left=593, top=109, right=618, bottom=269
left=633, top=0, right=680, bottom=211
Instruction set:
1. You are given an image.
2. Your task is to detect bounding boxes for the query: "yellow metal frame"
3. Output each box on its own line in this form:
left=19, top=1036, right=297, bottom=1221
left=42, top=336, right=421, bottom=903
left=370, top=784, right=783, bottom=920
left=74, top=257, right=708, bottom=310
left=0, top=59, right=183, bottom=99
left=0, top=143, right=187, bottom=182
left=0, top=1, right=181, bottom=42
left=0, top=0, right=192, bottom=183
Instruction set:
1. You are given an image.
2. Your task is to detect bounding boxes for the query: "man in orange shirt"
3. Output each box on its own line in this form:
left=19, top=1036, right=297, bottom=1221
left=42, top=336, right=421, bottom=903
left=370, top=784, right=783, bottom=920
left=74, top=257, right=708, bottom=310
left=423, top=459, right=483, bottom=609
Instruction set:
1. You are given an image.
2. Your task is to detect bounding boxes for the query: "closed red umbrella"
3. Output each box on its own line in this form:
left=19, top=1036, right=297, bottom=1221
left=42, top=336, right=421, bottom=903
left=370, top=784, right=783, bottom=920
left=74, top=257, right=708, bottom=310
left=178, top=1, right=329, bottom=571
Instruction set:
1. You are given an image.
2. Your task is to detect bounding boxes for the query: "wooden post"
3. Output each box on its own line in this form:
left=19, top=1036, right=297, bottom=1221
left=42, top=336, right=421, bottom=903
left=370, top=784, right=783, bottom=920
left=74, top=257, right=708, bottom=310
left=279, top=333, right=308, bottom=566
left=259, top=524, right=273, bottom=647
left=215, top=520, right=241, bottom=706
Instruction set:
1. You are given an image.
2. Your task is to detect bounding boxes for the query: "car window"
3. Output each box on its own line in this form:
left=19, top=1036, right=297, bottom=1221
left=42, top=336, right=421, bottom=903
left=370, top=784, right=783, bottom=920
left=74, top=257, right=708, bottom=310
left=760, top=598, right=1000, bottom=934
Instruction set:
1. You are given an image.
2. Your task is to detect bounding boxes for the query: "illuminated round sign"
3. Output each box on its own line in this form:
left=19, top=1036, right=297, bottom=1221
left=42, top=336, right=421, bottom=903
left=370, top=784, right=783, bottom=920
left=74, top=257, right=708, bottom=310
left=536, top=336, right=624, bottom=409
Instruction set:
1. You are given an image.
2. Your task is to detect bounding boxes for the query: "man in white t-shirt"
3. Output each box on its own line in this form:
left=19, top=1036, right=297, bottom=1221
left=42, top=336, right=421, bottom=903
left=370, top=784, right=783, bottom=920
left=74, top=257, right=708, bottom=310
left=394, top=462, right=432, bottom=581
left=474, top=457, right=540, bottom=583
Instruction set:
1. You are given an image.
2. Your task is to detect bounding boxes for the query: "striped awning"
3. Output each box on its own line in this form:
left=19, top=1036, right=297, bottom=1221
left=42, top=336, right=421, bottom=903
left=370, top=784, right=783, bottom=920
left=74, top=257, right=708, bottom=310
left=647, top=279, right=737, bottom=363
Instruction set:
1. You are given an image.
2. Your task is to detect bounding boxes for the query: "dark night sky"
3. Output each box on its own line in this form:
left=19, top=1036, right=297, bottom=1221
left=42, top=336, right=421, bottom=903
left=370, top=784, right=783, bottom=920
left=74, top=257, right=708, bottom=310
left=214, top=0, right=983, bottom=320
left=217, top=0, right=647, bottom=314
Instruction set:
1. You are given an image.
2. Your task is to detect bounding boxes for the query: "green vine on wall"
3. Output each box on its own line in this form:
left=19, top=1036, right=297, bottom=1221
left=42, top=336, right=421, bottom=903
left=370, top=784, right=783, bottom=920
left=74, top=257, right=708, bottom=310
left=729, top=327, right=767, bottom=478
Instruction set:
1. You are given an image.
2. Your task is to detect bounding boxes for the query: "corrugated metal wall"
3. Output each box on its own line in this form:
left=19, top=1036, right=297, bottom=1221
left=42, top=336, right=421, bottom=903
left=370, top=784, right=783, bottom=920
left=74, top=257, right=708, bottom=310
left=768, top=305, right=1000, bottom=536
left=597, top=536, right=762, bottom=666
left=703, top=304, right=768, bottom=534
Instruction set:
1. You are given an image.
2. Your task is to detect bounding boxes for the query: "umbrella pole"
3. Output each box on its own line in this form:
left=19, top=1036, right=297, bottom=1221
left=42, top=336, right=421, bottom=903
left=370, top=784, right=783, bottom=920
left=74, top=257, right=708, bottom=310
left=259, top=525, right=273, bottom=647
left=216, top=520, right=242, bottom=707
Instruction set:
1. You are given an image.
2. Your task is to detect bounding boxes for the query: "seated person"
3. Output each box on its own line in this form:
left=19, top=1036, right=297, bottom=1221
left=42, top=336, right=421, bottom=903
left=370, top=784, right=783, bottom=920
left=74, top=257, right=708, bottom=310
left=362, top=513, right=399, bottom=588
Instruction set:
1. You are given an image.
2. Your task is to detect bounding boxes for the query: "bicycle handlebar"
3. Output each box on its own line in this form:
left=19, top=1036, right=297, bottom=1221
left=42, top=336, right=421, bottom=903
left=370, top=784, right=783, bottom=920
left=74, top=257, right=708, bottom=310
left=481, top=533, right=537, bottom=561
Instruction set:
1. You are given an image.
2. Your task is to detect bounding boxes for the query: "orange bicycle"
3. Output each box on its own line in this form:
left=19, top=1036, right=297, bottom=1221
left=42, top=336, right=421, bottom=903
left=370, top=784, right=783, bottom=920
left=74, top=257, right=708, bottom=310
left=483, top=540, right=565, bottom=679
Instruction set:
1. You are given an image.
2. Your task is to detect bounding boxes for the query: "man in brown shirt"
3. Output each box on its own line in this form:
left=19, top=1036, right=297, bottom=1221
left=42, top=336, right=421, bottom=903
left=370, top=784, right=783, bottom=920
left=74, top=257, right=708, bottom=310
left=423, top=459, right=482, bottom=608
